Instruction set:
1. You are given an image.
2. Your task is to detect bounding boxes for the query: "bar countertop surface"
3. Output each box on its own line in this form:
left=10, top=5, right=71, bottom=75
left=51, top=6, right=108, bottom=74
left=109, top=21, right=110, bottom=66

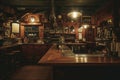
left=38, top=45, right=120, bottom=66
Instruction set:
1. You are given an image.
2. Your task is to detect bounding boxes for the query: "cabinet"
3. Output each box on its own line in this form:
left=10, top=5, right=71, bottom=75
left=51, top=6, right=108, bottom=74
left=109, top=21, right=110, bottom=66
left=1, top=20, right=18, bottom=38
left=24, top=26, right=39, bottom=38
left=44, top=33, right=75, bottom=43
left=44, top=23, right=76, bottom=43
left=96, top=26, right=113, bottom=41
left=24, top=26, right=40, bottom=43
left=64, top=33, right=76, bottom=42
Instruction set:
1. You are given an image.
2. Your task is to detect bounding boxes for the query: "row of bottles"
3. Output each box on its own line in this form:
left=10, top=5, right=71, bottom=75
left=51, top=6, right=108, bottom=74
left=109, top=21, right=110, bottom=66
left=96, top=19, right=113, bottom=41
left=96, top=26, right=113, bottom=41
left=24, top=26, right=39, bottom=38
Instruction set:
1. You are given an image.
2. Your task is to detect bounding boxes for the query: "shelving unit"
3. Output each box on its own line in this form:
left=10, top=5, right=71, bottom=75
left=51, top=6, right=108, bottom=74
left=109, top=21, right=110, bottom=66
left=44, top=32, right=76, bottom=43
left=0, top=27, right=4, bottom=33
left=44, top=23, right=76, bottom=43
left=24, top=26, right=39, bottom=38
left=96, top=25, right=113, bottom=41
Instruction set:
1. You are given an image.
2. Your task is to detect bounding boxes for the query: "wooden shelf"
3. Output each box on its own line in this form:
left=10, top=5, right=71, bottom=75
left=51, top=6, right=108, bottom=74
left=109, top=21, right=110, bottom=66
left=24, top=26, right=39, bottom=38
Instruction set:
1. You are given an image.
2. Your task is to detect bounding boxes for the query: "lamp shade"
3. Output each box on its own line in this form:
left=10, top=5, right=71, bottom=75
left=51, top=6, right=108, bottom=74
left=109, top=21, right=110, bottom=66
left=67, top=11, right=82, bottom=19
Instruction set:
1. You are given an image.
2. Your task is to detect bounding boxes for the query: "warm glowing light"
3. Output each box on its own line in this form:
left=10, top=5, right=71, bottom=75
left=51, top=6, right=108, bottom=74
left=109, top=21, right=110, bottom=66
left=58, top=15, right=62, bottom=19
left=108, top=19, right=112, bottom=23
left=84, top=25, right=87, bottom=28
left=82, top=24, right=89, bottom=29
left=74, top=54, right=88, bottom=63
left=80, top=57, right=88, bottom=63
left=72, top=29, right=75, bottom=33
left=75, top=54, right=79, bottom=62
left=67, top=11, right=82, bottom=19
left=84, top=57, right=87, bottom=63
left=72, top=12, right=78, bottom=18
left=30, top=16, right=35, bottom=22
left=80, top=57, right=84, bottom=62
left=78, top=27, right=83, bottom=32
left=12, top=23, right=20, bottom=33
left=75, top=57, right=79, bottom=63
left=92, top=26, right=95, bottom=28
left=78, top=33, right=82, bottom=40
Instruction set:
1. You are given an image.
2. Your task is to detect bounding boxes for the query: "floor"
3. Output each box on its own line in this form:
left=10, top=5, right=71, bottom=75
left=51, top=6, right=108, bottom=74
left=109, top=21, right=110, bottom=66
left=0, top=64, right=53, bottom=80
left=10, top=65, right=53, bottom=80
left=1, top=61, right=120, bottom=80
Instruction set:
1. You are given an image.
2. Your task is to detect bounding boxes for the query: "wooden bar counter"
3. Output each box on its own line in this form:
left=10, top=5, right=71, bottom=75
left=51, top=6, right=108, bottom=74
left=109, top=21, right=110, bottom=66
left=39, top=45, right=120, bottom=80
left=39, top=45, right=120, bottom=65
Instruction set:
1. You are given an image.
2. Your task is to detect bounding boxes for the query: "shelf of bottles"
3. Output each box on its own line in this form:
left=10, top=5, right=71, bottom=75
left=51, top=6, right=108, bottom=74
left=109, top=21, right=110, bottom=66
left=96, top=27, right=113, bottom=41
left=44, top=25, right=76, bottom=43
left=24, top=26, right=39, bottom=38
left=96, top=20, right=113, bottom=42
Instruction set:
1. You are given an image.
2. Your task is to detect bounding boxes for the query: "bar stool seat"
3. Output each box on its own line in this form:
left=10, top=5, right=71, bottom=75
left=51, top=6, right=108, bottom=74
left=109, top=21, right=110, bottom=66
left=4, top=50, right=21, bottom=65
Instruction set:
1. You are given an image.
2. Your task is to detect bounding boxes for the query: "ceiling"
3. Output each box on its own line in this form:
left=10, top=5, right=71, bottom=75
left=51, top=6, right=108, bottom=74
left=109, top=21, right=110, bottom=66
left=0, top=0, right=109, bottom=19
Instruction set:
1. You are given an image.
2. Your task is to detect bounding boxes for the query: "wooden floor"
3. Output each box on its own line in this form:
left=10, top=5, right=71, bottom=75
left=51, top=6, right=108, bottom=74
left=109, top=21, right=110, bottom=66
left=9, top=65, right=53, bottom=80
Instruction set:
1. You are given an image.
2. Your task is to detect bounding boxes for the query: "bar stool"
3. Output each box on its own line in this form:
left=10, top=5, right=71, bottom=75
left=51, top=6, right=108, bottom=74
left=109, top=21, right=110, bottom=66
left=11, top=50, right=22, bottom=65
left=4, top=52, right=16, bottom=65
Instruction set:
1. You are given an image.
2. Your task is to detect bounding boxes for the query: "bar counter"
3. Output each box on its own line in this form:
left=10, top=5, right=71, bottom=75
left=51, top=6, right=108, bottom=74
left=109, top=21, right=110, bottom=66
left=0, top=43, right=52, bottom=64
left=39, top=45, right=120, bottom=80
left=39, top=45, right=120, bottom=65
left=1, top=44, right=120, bottom=80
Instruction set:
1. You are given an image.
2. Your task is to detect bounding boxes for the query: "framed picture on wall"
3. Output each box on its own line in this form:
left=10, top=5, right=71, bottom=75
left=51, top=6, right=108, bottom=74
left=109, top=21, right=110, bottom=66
left=11, top=22, right=20, bottom=33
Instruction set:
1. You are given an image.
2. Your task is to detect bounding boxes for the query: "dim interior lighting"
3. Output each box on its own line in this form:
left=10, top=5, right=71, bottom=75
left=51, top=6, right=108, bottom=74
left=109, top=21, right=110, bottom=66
left=75, top=56, right=79, bottom=62
left=30, top=16, right=35, bottom=22
left=72, top=29, right=75, bottom=32
left=72, top=12, right=77, bottom=18
left=58, top=15, right=62, bottom=19
left=67, top=11, right=82, bottom=19
left=74, top=54, right=88, bottom=63
left=82, top=24, right=89, bottom=29
left=78, top=27, right=83, bottom=32
left=16, top=20, right=19, bottom=22
left=92, top=26, right=95, bottom=28
left=84, top=25, right=87, bottom=29
left=71, top=20, right=74, bottom=22
left=107, top=19, right=112, bottom=23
